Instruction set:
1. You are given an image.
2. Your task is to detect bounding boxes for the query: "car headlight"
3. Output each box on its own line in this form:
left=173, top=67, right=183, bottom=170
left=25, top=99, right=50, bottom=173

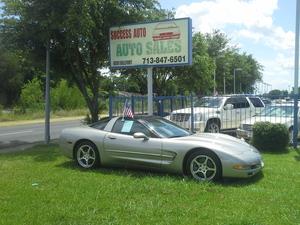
left=194, top=113, right=202, bottom=121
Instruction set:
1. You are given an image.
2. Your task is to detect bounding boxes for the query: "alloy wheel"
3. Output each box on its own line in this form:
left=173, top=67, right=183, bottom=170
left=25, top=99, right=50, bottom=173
left=190, top=155, right=217, bottom=181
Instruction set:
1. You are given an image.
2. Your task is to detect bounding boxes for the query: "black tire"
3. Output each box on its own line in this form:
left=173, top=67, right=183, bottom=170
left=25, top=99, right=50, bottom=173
left=186, top=150, right=222, bottom=181
left=205, top=120, right=220, bottom=133
left=75, top=141, right=100, bottom=169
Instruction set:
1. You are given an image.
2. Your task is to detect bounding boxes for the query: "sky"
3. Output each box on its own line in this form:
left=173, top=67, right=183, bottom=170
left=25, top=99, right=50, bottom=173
left=160, top=0, right=296, bottom=92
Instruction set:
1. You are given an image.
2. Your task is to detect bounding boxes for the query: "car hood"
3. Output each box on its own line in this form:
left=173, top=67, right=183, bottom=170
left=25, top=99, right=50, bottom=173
left=172, top=107, right=218, bottom=114
left=177, top=132, right=258, bottom=155
left=241, top=116, right=292, bottom=125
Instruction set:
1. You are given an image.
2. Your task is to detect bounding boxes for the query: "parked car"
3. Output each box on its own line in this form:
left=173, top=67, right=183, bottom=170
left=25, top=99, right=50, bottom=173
left=168, top=95, right=265, bottom=133
left=59, top=116, right=264, bottom=181
left=237, top=104, right=299, bottom=142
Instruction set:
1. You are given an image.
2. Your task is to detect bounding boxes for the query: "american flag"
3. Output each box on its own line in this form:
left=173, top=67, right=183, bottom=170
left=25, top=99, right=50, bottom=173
left=123, top=100, right=134, bottom=118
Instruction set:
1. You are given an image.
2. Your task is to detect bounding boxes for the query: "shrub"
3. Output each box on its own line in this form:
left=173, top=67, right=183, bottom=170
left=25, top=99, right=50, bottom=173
left=251, top=122, right=289, bottom=152
left=19, top=77, right=44, bottom=112
left=51, top=79, right=86, bottom=111
left=0, top=104, right=3, bottom=116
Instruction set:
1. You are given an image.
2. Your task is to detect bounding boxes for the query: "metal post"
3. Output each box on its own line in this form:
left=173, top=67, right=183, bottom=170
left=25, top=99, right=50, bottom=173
left=223, top=73, right=226, bottom=95
left=214, top=58, right=216, bottom=95
left=234, top=69, right=236, bottom=94
left=109, top=95, right=113, bottom=119
left=190, top=94, right=194, bottom=133
left=131, top=95, right=135, bottom=115
left=147, top=67, right=153, bottom=115
left=293, top=0, right=300, bottom=148
left=45, top=44, right=50, bottom=144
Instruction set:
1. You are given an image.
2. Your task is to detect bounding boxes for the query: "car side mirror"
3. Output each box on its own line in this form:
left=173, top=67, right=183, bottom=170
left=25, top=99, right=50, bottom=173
left=224, top=104, right=234, bottom=110
left=133, top=132, right=149, bottom=140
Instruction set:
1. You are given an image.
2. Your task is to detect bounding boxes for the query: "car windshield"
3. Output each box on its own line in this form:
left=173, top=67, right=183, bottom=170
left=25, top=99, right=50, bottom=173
left=141, top=117, right=191, bottom=138
left=258, top=105, right=293, bottom=117
left=194, top=97, right=223, bottom=108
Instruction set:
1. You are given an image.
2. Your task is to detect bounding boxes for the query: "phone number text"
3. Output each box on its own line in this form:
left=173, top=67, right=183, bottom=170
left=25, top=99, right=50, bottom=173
left=142, top=56, right=186, bottom=64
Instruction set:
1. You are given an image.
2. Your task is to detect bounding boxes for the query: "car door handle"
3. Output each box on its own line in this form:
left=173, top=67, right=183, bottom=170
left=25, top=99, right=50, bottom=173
left=107, top=135, right=116, bottom=140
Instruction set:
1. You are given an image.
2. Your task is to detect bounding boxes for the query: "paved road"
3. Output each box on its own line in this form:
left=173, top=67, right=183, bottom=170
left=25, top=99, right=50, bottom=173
left=0, top=119, right=82, bottom=150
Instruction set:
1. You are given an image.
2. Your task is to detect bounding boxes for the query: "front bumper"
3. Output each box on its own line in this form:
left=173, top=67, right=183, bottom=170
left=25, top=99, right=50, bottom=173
left=223, top=160, right=264, bottom=178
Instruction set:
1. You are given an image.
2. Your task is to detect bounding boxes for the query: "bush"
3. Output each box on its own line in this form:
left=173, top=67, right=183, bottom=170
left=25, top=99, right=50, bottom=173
left=51, top=79, right=86, bottom=111
left=251, top=122, right=289, bottom=152
left=19, top=77, right=44, bottom=112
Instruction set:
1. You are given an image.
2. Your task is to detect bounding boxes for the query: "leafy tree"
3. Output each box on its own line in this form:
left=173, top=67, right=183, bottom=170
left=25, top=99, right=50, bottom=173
left=1, top=0, right=170, bottom=122
left=0, top=48, right=23, bottom=106
left=19, top=77, right=44, bottom=111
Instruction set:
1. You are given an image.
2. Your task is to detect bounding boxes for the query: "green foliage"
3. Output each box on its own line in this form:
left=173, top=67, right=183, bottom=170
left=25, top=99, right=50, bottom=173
left=252, top=122, right=289, bottom=152
left=51, top=79, right=86, bottom=111
left=19, top=77, right=44, bottom=112
left=0, top=48, right=24, bottom=106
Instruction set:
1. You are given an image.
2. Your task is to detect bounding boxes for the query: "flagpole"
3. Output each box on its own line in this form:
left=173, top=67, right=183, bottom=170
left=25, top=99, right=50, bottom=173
left=122, top=99, right=127, bottom=121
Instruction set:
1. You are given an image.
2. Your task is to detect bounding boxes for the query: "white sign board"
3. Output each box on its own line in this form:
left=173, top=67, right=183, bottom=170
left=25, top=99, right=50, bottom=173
left=109, top=18, right=192, bottom=69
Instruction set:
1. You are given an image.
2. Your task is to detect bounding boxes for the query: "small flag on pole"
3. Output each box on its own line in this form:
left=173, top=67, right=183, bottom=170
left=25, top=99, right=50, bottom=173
left=123, top=99, right=134, bottom=119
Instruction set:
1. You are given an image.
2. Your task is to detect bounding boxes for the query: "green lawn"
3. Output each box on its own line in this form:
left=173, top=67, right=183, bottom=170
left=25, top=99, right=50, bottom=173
left=0, top=145, right=300, bottom=225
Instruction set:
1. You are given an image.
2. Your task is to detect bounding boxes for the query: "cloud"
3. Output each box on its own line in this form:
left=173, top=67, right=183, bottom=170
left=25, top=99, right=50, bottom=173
left=175, top=0, right=295, bottom=89
left=176, top=0, right=278, bottom=32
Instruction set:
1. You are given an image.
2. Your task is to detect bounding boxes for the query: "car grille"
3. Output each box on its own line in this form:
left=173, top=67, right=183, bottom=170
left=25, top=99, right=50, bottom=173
left=250, top=164, right=260, bottom=169
left=171, top=113, right=190, bottom=122
left=242, top=124, right=253, bottom=131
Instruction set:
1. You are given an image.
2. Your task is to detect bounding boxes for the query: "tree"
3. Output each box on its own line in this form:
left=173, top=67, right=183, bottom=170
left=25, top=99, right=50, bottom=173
left=1, top=0, right=170, bottom=122
left=0, top=47, right=23, bottom=106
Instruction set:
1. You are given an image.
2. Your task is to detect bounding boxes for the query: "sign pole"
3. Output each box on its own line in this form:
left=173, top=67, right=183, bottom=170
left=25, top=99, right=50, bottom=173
left=147, top=67, right=153, bottom=115
left=293, top=0, right=300, bottom=148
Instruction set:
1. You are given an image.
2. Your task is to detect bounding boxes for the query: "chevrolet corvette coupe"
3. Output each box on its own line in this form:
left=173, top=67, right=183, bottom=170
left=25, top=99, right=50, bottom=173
left=59, top=116, right=263, bottom=181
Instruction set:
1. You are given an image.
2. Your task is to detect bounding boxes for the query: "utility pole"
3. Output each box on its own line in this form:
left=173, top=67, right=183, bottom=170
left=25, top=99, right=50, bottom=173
left=45, top=42, right=50, bottom=144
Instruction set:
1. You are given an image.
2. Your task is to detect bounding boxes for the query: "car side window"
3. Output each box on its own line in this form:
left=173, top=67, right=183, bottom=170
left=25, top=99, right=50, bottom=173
left=224, top=98, right=235, bottom=108
left=225, top=97, right=249, bottom=109
left=235, top=97, right=250, bottom=108
left=112, top=118, right=152, bottom=137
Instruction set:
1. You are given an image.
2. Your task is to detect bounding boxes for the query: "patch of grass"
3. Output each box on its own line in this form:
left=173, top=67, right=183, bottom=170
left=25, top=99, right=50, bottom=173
left=0, top=145, right=300, bottom=225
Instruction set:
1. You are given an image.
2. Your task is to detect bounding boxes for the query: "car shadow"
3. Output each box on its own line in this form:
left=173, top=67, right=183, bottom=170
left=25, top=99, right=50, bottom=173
left=57, top=160, right=264, bottom=186
left=219, top=172, right=264, bottom=186
left=294, top=148, right=300, bottom=161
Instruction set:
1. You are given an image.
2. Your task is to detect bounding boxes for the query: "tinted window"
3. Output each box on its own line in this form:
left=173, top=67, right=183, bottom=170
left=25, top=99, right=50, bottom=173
left=90, top=117, right=111, bottom=130
left=249, top=97, right=264, bottom=107
left=194, top=97, right=223, bottom=108
left=112, top=118, right=153, bottom=137
left=225, top=97, right=249, bottom=109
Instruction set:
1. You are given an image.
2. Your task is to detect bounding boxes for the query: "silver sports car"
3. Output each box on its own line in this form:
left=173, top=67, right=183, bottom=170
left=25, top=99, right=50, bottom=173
left=59, top=116, right=264, bottom=181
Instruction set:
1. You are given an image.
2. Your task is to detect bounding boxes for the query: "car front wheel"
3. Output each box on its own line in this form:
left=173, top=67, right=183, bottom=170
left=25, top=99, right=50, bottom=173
left=186, top=151, right=221, bottom=181
left=205, top=121, right=220, bottom=133
left=75, top=141, right=100, bottom=169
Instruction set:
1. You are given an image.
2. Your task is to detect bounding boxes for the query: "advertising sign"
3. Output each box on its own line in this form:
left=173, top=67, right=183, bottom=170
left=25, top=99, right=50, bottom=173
left=109, top=18, right=192, bottom=69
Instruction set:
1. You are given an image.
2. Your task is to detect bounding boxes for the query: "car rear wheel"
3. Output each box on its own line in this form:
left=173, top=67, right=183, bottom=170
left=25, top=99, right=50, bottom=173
left=186, top=151, right=221, bottom=181
left=205, top=121, right=220, bottom=133
left=75, top=141, right=100, bottom=169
